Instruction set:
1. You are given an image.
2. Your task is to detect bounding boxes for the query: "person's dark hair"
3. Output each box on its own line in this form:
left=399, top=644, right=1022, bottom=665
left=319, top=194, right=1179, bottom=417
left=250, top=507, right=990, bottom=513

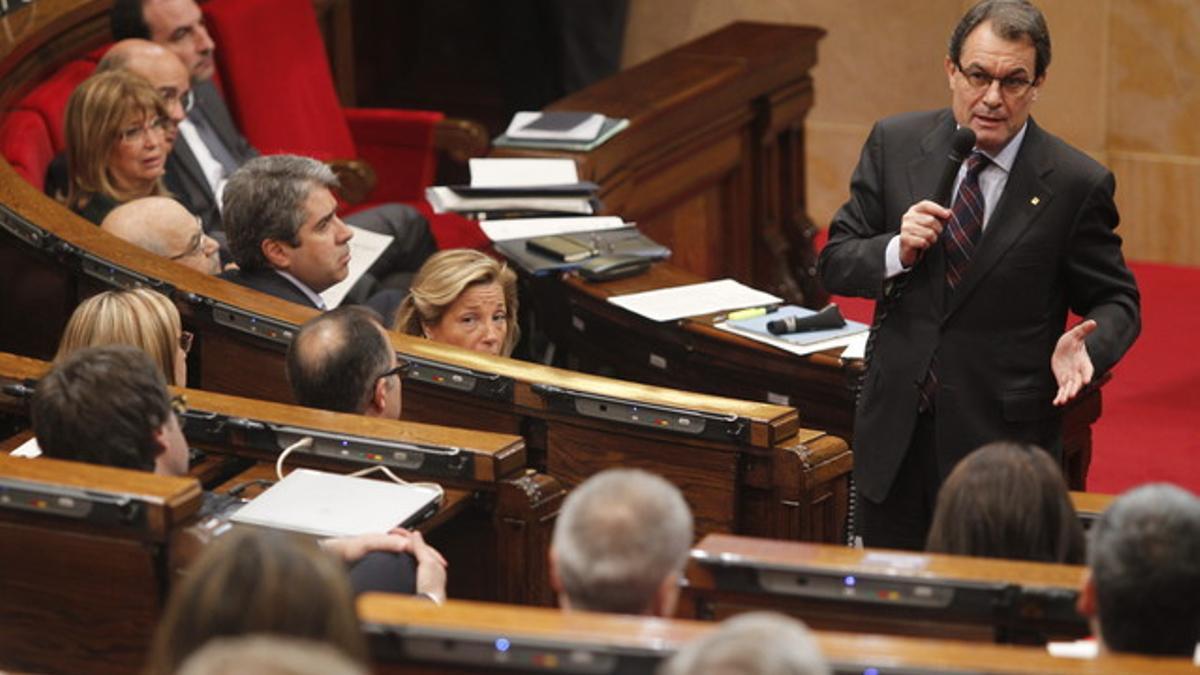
left=146, top=529, right=367, bottom=675
left=926, top=441, right=1084, bottom=564
left=286, top=306, right=393, bottom=414
left=110, top=0, right=151, bottom=41
left=222, top=155, right=339, bottom=272
left=32, top=345, right=171, bottom=471
left=1088, top=484, right=1200, bottom=656
left=949, top=0, right=1051, bottom=80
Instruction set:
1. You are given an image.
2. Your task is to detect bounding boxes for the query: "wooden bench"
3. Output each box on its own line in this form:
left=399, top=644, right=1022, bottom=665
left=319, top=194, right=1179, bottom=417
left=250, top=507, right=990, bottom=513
left=358, top=594, right=1199, bottom=675
left=682, top=533, right=1089, bottom=643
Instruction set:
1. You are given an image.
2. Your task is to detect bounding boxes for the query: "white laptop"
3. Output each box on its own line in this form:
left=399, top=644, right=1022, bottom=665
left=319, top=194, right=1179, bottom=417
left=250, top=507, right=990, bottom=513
left=229, top=469, right=441, bottom=539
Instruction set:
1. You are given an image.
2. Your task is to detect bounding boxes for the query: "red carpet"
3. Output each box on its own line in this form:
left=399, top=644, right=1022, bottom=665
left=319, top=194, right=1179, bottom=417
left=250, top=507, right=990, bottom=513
left=825, top=256, right=1200, bottom=495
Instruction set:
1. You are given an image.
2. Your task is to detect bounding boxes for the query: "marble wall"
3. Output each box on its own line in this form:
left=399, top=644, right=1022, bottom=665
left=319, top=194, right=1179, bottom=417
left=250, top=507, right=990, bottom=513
left=622, top=0, right=1199, bottom=265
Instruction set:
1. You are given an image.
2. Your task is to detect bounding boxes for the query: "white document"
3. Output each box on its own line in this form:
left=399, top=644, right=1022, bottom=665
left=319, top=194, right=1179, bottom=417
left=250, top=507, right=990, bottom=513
left=716, top=321, right=867, bottom=358
left=425, top=187, right=594, bottom=216
left=479, top=216, right=627, bottom=243
left=469, top=158, right=579, bottom=188
left=839, top=332, right=869, bottom=360
left=608, top=279, right=782, bottom=322
left=9, top=436, right=41, bottom=458
left=504, top=111, right=605, bottom=142
left=320, top=225, right=392, bottom=309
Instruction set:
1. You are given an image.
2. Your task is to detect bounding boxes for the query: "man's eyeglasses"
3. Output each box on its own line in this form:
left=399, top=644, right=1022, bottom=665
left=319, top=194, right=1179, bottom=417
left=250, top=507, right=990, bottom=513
left=956, top=63, right=1036, bottom=97
left=179, top=330, right=194, bottom=354
left=118, top=116, right=170, bottom=145
left=376, top=359, right=410, bottom=383
left=169, top=216, right=208, bottom=261
left=158, top=87, right=195, bottom=115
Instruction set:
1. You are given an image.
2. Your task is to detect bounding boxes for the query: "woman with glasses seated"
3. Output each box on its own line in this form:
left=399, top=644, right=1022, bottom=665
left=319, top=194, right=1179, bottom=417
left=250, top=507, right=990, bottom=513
left=55, top=287, right=192, bottom=387
left=395, top=249, right=520, bottom=357
left=64, top=69, right=172, bottom=224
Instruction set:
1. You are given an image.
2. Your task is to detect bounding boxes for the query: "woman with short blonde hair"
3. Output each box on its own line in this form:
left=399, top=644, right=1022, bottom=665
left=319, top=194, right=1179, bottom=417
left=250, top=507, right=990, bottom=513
left=56, top=288, right=189, bottom=386
left=64, top=69, right=171, bottom=222
left=395, top=249, right=520, bottom=356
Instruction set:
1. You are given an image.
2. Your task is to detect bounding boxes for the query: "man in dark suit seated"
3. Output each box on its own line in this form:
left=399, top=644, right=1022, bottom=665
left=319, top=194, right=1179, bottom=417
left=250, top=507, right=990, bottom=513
left=32, top=344, right=447, bottom=600
left=818, top=0, right=1141, bottom=550
left=110, top=0, right=437, bottom=301
left=1077, top=484, right=1200, bottom=656
left=219, top=154, right=402, bottom=321
left=549, top=468, right=693, bottom=617
left=286, top=306, right=405, bottom=419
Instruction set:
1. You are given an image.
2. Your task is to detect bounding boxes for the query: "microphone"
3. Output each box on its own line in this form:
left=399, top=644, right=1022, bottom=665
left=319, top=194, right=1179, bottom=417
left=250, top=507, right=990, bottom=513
left=932, top=127, right=978, bottom=207
left=766, top=304, right=847, bottom=335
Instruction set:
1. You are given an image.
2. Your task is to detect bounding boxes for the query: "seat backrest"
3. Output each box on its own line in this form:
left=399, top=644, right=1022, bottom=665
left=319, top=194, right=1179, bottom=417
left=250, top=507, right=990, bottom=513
left=0, top=59, right=97, bottom=190
left=202, top=0, right=357, bottom=161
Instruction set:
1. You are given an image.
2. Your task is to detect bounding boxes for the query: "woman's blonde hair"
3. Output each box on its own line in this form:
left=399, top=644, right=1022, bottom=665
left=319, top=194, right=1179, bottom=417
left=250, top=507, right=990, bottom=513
left=64, top=69, right=169, bottom=211
left=146, top=529, right=367, bottom=675
left=55, top=288, right=183, bottom=385
left=395, top=248, right=520, bottom=356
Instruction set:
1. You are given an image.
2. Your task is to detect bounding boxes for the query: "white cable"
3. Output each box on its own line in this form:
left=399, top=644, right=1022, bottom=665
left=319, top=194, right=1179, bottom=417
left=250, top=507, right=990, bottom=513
left=274, top=435, right=444, bottom=506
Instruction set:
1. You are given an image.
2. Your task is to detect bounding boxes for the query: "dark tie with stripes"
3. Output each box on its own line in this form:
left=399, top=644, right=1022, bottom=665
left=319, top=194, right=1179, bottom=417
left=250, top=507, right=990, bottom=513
left=918, top=151, right=990, bottom=412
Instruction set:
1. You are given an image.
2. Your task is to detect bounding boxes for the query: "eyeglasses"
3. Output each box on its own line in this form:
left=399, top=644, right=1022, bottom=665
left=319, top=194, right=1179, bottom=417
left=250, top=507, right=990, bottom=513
left=376, top=359, right=410, bottom=383
left=955, top=63, right=1036, bottom=97
left=168, top=217, right=207, bottom=261
left=158, top=87, right=195, bottom=115
left=118, top=116, right=170, bottom=145
left=170, top=393, right=188, bottom=416
left=179, top=330, right=194, bottom=354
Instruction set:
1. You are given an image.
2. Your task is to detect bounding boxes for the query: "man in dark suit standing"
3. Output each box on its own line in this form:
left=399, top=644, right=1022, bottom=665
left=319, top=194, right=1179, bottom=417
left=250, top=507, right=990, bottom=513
left=818, top=0, right=1140, bottom=549
left=111, top=0, right=436, bottom=303
left=219, top=154, right=402, bottom=321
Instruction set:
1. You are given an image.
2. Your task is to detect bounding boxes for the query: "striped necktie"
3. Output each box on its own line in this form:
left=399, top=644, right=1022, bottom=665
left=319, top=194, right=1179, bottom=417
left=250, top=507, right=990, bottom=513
left=943, top=152, right=990, bottom=290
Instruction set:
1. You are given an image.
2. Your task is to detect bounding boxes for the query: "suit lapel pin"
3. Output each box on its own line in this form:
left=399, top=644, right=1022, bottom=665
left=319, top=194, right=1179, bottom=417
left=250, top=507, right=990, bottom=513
left=1030, top=196, right=1041, bottom=206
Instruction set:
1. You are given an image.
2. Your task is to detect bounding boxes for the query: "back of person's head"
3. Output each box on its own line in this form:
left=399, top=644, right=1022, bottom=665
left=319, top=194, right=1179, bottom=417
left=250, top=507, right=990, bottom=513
left=659, top=612, right=830, bottom=675
left=926, top=441, right=1085, bottom=564
left=32, top=345, right=172, bottom=471
left=286, top=306, right=396, bottom=415
left=395, top=248, right=521, bottom=356
left=222, top=154, right=337, bottom=272
left=55, top=287, right=186, bottom=385
left=110, top=0, right=151, bottom=41
left=147, top=528, right=367, bottom=675
left=176, top=636, right=368, bottom=675
left=1085, top=483, right=1200, bottom=656
left=64, top=69, right=168, bottom=209
left=551, top=469, right=693, bottom=615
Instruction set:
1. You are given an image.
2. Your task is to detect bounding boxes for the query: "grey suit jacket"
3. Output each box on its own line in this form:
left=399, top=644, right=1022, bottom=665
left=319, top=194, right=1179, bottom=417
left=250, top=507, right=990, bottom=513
left=818, top=109, right=1140, bottom=503
left=164, top=80, right=259, bottom=233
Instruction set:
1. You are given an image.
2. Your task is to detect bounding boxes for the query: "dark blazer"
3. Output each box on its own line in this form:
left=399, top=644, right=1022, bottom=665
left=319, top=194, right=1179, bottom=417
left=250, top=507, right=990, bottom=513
left=818, top=109, right=1140, bottom=503
left=164, top=80, right=258, bottom=233
left=219, top=267, right=319, bottom=309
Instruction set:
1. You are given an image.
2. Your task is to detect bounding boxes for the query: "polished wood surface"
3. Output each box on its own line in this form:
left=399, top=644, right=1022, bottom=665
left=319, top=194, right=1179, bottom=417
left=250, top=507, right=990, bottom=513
left=684, top=533, right=1087, bottom=643
left=1070, top=491, right=1113, bottom=525
left=493, top=23, right=828, bottom=306
left=359, top=594, right=1198, bottom=675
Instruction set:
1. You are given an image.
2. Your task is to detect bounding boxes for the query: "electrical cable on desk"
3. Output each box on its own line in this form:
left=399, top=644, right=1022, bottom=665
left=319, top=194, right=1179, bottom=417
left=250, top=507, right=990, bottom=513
left=274, top=436, right=445, bottom=507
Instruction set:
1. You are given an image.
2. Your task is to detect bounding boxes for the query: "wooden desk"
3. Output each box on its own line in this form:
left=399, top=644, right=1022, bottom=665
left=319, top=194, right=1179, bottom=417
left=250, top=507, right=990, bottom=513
left=547, top=260, right=1103, bottom=490
left=0, top=454, right=201, bottom=674
left=1070, top=491, right=1113, bottom=529
left=683, top=533, right=1087, bottom=644
left=494, top=22, right=829, bottom=307
left=358, top=594, right=1199, bottom=675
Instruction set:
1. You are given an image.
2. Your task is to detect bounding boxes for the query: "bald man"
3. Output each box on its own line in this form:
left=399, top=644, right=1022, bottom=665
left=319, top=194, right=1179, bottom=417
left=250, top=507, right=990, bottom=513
left=286, top=307, right=404, bottom=419
left=102, top=197, right=221, bottom=274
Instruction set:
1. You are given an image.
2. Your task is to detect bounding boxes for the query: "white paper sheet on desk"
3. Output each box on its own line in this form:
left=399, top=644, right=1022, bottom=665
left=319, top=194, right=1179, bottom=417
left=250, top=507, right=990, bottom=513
left=469, top=158, right=579, bottom=187
left=320, top=225, right=392, bottom=309
left=9, top=436, right=41, bottom=458
left=716, top=318, right=868, bottom=358
left=480, top=216, right=627, bottom=242
left=608, top=279, right=782, bottom=322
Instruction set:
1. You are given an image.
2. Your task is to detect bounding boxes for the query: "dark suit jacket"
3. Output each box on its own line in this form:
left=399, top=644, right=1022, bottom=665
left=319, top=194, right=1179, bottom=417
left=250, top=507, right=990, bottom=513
left=219, top=267, right=319, bottom=309
left=164, top=80, right=259, bottom=233
left=818, top=109, right=1140, bottom=503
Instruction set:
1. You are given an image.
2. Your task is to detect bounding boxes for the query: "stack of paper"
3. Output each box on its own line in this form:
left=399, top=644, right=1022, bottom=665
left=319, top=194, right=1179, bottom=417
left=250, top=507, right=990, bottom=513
left=608, top=279, right=782, bottom=322
left=715, top=305, right=870, bottom=358
left=494, top=111, right=630, bottom=152
left=426, top=158, right=598, bottom=217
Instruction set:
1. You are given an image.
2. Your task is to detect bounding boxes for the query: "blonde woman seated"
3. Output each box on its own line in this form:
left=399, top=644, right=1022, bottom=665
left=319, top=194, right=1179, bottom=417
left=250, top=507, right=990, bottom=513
left=396, top=249, right=519, bottom=356
left=56, top=287, right=190, bottom=386
left=64, top=69, right=171, bottom=224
